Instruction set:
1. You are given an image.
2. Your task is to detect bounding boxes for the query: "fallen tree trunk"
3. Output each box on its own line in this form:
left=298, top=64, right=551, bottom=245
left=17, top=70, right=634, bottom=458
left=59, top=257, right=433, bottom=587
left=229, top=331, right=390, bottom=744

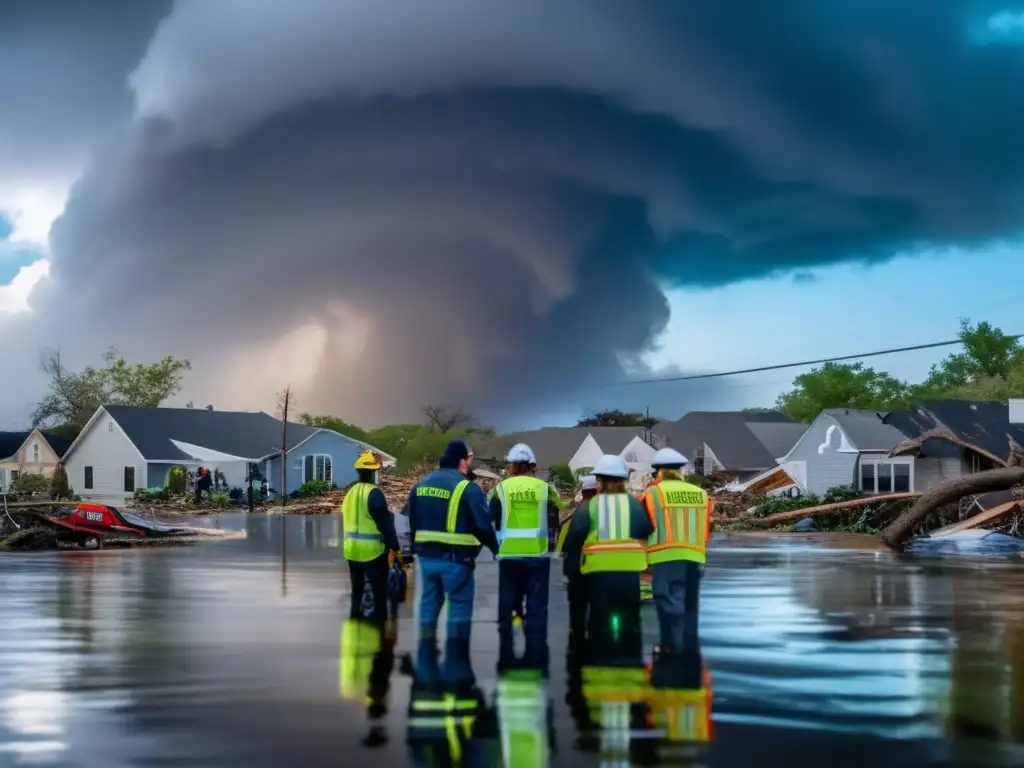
left=929, top=500, right=1023, bottom=538
left=880, top=467, right=1024, bottom=549
left=751, top=492, right=921, bottom=526
left=889, top=427, right=1008, bottom=467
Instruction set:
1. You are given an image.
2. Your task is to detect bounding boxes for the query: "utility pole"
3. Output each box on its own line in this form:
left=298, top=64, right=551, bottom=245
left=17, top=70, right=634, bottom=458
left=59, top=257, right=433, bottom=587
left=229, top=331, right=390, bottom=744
left=278, top=385, right=292, bottom=507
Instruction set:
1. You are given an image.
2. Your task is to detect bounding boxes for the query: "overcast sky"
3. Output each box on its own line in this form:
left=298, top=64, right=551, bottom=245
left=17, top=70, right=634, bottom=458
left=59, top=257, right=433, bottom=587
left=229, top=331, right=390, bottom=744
left=2, top=1, right=1023, bottom=430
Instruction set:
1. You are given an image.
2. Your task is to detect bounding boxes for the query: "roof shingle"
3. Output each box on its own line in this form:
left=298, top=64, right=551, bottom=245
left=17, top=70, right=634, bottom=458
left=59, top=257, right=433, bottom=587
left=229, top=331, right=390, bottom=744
left=654, top=411, right=801, bottom=470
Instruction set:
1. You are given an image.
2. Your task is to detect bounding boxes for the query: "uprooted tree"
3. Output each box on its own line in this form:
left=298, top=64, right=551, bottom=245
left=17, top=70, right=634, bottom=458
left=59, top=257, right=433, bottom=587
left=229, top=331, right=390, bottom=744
left=31, top=347, right=191, bottom=432
left=879, top=429, right=1024, bottom=549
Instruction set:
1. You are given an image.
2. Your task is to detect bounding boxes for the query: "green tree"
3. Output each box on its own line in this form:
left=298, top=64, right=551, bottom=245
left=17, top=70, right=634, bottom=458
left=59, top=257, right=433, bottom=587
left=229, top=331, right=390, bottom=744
left=31, top=347, right=191, bottom=430
left=297, top=413, right=370, bottom=443
left=912, top=319, right=1024, bottom=398
left=48, top=465, right=72, bottom=500
left=775, top=362, right=910, bottom=423
left=548, top=460, right=576, bottom=491
left=577, top=409, right=660, bottom=428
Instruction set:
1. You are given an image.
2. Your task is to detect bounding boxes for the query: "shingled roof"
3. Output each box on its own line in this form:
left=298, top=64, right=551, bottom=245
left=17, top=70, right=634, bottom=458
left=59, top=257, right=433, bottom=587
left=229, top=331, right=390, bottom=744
left=475, top=426, right=646, bottom=471
left=654, top=411, right=804, bottom=471
left=68, top=406, right=320, bottom=462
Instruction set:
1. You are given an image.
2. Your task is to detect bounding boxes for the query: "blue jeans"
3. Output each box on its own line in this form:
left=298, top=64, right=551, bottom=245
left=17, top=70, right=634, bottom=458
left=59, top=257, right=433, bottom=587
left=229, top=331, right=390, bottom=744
left=416, top=556, right=475, bottom=639
left=652, top=560, right=702, bottom=652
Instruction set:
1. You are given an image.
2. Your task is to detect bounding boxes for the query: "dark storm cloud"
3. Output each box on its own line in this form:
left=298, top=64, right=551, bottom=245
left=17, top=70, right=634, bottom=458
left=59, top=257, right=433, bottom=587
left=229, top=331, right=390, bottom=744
left=0, top=0, right=172, bottom=177
left=15, top=0, right=1024, bottom=426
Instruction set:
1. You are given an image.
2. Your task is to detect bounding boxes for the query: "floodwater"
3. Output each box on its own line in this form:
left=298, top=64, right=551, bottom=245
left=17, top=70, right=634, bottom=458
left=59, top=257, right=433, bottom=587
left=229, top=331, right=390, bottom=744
left=2, top=516, right=1024, bottom=767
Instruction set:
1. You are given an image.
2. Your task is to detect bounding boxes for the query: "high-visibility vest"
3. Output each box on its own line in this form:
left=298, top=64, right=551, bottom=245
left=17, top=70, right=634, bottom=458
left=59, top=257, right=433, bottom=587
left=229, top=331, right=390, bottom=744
left=498, top=669, right=549, bottom=768
left=342, top=482, right=387, bottom=562
left=494, top=476, right=550, bottom=558
left=580, top=495, right=647, bottom=574
left=644, top=480, right=710, bottom=566
left=413, top=480, right=481, bottom=547
left=339, top=619, right=382, bottom=700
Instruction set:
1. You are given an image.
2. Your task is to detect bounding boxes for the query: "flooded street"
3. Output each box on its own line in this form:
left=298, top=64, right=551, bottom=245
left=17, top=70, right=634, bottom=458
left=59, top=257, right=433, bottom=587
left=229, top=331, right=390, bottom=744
left=3, top=515, right=1024, bottom=767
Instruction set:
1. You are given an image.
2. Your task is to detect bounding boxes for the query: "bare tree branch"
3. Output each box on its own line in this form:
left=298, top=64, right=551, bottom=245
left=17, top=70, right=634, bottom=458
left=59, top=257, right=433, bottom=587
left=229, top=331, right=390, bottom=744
left=423, top=404, right=472, bottom=432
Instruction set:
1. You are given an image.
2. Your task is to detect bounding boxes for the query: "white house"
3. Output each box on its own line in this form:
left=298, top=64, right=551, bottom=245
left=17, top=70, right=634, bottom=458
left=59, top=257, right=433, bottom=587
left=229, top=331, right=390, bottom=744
left=62, top=405, right=395, bottom=503
left=0, top=429, right=73, bottom=491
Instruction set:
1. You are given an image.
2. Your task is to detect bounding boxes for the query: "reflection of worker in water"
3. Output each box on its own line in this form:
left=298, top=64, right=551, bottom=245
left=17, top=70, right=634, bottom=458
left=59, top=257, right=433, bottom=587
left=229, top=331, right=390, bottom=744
left=572, top=613, right=650, bottom=765
left=496, top=632, right=555, bottom=768
left=339, top=617, right=398, bottom=747
left=404, top=636, right=493, bottom=766
left=343, top=452, right=401, bottom=622
left=646, top=637, right=713, bottom=747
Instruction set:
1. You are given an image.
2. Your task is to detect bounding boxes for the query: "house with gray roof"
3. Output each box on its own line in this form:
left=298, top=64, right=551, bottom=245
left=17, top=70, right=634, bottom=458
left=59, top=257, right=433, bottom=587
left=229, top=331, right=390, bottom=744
left=62, top=405, right=395, bottom=502
left=653, top=411, right=806, bottom=481
left=476, top=426, right=657, bottom=478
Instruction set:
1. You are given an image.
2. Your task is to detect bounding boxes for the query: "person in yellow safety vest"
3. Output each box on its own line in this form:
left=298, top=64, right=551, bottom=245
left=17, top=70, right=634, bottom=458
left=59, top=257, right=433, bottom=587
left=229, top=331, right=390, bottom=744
left=496, top=649, right=554, bottom=768
left=558, top=474, right=596, bottom=639
left=645, top=640, right=713, bottom=747
left=488, top=443, right=563, bottom=642
left=561, top=455, right=653, bottom=644
left=638, top=448, right=711, bottom=654
left=342, top=451, right=401, bottom=622
left=405, top=636, right=492, bottom=767
left=339, top=617, right=397, bottom=747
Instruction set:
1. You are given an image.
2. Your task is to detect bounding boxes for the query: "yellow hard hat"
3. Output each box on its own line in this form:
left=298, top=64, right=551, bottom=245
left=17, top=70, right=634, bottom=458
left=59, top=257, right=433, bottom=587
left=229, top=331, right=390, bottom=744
left=354, top=451, right=381, bottom=471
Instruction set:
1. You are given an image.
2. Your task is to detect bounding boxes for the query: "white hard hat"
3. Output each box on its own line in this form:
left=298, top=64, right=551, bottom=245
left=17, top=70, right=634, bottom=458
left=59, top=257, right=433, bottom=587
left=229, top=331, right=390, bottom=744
left=652, top=447, right=688, bottom=468
left=506, top=443, right=537, bottom=464
left=593, top=454, right=630, bottom=479
left=580, top=475, right=597, bottom=491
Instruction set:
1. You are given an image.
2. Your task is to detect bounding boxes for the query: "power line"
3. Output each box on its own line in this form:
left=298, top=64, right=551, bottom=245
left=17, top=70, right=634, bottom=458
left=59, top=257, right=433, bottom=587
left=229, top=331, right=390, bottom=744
left=606, top=334, right=1024, bottom=387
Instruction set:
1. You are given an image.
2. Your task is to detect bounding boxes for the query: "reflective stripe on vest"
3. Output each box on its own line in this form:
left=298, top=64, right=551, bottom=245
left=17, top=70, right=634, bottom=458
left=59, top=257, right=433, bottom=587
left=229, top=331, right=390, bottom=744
left=342, top=483, right=386, bottom=562
left=646, top=480, right=709, bottom=565
left=498, top=671, right=549, bottom=768
left=410, top=694, right=479, bottom=758
left=413, top=480, right=481, bottom=547
left=495, top=476, right=549, bottom=558
left=580, top=494, right=647, bottom=574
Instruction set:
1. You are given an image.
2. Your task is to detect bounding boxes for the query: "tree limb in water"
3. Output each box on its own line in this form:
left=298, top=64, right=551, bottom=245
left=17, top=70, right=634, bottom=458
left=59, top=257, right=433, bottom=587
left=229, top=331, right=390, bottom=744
left=751, top=493, right=921, bottom=526
left=880, top=467, right=1024, bottom=549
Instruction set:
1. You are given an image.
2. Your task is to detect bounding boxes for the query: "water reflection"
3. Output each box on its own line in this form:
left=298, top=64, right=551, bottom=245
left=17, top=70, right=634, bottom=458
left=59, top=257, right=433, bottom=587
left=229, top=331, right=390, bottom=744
left=4, top=516, right=1024, bottom=766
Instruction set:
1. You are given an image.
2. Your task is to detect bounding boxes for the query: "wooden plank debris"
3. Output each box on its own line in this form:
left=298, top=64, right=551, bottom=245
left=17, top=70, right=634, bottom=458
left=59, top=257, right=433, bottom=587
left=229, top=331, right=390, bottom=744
left=751, top=492, right=921, bottom=526
left=929, top=500, right=1023, bottom=538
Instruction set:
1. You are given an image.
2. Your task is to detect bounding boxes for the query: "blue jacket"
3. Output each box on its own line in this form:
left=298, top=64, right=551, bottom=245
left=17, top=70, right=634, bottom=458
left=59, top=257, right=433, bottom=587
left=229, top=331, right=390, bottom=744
left=403, top=468, right=499, bottom=564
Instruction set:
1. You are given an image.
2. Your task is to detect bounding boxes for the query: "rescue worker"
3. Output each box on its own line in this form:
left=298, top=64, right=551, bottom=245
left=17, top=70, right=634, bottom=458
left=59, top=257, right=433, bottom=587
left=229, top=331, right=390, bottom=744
left=404, top=440, right=499, bottom=641
left=489, top=443, right=562, bottom=641
left=342, top=451, right=401, bottom=622
left=339, top=617, right=398, bottom=747
left=496, top=634, right=554, bottom=768
left=558, top=474, right=596, bottom=639
left=639, top=448, right=711, bottom=654
left=561, top=455, right=653, bottom=645
left=405, top=636, right=492, bottom=766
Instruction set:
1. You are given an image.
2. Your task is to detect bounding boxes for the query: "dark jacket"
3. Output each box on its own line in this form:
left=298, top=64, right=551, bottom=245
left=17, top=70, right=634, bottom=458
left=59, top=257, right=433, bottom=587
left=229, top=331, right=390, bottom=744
left=562, top=494, right=653, bottom=571
left=404, top=468, right=498, bottom=563
left=365, top=486, right=401, bottom=552
left=561, top=497, right=593, bottom=577
left=488, top=477, right=561, bottom=551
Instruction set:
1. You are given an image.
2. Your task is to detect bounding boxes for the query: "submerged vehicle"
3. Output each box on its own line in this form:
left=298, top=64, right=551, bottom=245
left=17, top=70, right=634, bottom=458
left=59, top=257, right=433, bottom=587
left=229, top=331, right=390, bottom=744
left=5, top=502, right=199, bottom=549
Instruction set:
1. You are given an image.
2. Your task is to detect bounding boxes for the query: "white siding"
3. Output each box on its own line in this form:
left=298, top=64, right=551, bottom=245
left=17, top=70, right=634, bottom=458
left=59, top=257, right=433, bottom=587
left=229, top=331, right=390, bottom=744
left=568, top=434, right=602, bottom=474
left=914, top=456, right=964, bottom=492
left=64, top=409, right=146, bottom=502
left=785, top=413, right=858, bottom=495
left=1010, top=399, right=1024, bottom=424
left=618, top=435, right=656, bottom=476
